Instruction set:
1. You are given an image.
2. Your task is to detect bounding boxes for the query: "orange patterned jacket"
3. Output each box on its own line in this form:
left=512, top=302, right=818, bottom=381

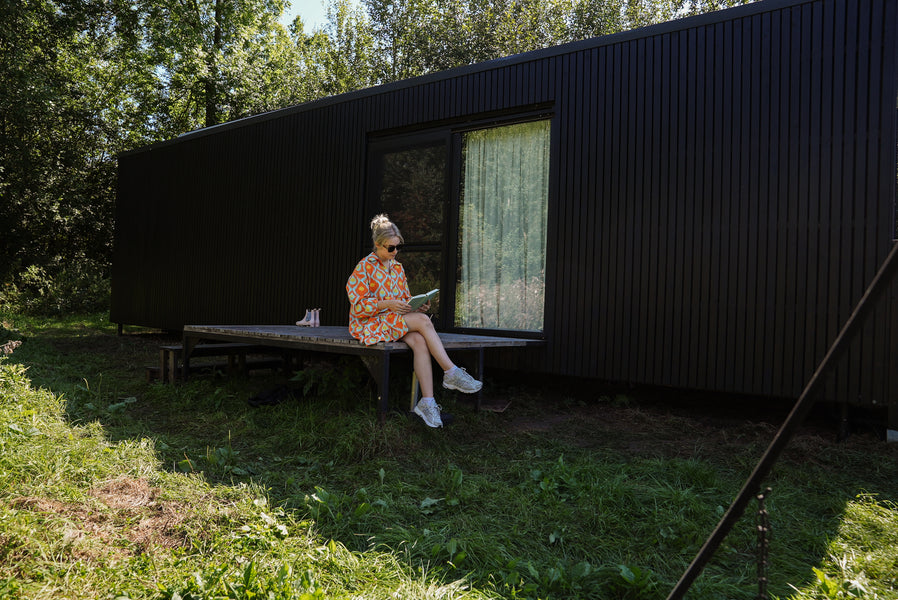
left=346, top=253, right=411, bottom=345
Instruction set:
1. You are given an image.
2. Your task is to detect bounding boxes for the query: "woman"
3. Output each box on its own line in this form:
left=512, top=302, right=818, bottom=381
left=346, top=214, right=482, bottom=427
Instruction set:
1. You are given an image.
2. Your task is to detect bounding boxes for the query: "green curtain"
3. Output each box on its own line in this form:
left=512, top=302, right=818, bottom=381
left=457, top=119, right=550, bottom=331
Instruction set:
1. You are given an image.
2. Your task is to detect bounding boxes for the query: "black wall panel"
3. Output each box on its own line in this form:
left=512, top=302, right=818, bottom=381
left=113, top=0, right=898, bottom=404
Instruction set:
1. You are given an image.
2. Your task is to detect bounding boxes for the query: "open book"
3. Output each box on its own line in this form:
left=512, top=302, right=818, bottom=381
left=407, top=288, right=439, bottom=310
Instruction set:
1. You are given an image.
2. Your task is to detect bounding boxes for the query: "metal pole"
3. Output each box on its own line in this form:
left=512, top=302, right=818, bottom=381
left=666, top=240, right=898, bottom=600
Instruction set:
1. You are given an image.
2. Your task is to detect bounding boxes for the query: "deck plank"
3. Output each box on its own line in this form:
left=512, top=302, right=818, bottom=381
left=184, top=325, right=542, bottom=351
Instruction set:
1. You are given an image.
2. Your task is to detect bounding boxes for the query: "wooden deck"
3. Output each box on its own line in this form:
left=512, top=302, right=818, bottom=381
left=182, top=325, right=544, bottom=422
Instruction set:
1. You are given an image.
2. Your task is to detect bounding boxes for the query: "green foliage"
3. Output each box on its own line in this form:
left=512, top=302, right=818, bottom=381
left=156, top=562, right=328, bottom=600
left=290, top=357, right=369, bottom=399
left=2, top=0, right=309, bottom=298
left=0, top=258, right=110, bottom=315
left=0, top=0, right=123, bottom=285
left=302, top=485, right=377, bottom=540
left=782, top=494, right=898, bottom=600
left=357, top=0, right=753, bottom=84
left=140, top=0, right=306, bottom=129
left=802, top=565, right=869, bottom=599
left=319, top=0, right=378, bottom=94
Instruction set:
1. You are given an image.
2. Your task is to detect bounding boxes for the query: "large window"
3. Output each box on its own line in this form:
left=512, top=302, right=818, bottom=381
left=456, top=120, right=551, bottom=332
left=366, top=117, right=551, bottom=334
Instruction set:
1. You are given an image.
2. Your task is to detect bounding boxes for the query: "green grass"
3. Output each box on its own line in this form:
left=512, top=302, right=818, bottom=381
left=2, top=312, right=898, bottom=599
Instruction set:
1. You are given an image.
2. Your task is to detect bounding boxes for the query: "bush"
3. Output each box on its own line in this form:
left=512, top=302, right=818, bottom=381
left=0, top=257, right=110, bottom=316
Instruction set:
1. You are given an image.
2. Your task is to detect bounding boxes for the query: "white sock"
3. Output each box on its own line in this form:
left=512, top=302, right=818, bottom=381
left=445, top=366, right=458, bottom=375
left=419, top=396, right=435, bottom=406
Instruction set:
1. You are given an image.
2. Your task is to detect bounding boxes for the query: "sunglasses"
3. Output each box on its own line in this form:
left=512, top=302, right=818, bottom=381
left=384, top=244, right=404, bottom=253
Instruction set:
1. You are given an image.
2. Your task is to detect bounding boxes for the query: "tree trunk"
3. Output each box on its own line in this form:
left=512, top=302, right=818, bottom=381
left=204, top=0, right=223, bottom=127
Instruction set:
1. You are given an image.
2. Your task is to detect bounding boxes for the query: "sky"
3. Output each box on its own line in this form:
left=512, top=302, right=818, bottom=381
left=280, top=0, right=360, bottom=32
left=279, top=0, right=327, bottom=31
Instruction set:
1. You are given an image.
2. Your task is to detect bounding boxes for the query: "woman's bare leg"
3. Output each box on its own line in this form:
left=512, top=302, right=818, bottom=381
left=403, top=313, right=455, bottom=371
left=402, top=331, right=434, bottom=397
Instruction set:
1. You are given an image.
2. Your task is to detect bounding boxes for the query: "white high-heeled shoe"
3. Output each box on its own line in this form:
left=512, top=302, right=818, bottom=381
left=296, top=309, right=313, bottom=326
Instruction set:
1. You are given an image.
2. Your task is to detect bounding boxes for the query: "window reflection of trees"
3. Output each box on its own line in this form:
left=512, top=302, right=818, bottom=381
left=379, top=144, right=447, bottom=324
left=380, top=145, right=445, bottom=244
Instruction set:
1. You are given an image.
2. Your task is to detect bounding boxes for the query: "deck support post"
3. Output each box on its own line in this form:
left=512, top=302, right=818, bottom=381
left=360, top=353, right=391, bottom=424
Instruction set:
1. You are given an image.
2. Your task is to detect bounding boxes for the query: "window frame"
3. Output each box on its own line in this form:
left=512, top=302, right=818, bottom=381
left=365, top=108, right=555, bottom=339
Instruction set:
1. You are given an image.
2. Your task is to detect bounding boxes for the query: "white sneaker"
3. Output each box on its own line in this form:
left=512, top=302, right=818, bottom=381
left=442, top=367, right=482, bottom=394
left=413, top=398, right=444, bottom=428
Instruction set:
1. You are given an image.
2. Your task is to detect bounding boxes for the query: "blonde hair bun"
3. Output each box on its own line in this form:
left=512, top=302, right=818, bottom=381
left=370, top=213, right=391, bottom=231
left=370, top=214, right=404, bottom=248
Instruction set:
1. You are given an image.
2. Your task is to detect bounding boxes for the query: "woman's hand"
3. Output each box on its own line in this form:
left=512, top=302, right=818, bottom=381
left=382, top=299, right=412, bottom=314
left=417, top=301, right=431, bottom=313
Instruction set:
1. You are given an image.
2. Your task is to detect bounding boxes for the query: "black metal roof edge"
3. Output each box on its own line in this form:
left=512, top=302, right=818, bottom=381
left=118, top=0, right=808, bottom=158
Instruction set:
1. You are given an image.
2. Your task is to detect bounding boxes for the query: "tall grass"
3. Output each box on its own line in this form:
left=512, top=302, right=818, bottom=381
left=2, top=312, right=898, bottom=599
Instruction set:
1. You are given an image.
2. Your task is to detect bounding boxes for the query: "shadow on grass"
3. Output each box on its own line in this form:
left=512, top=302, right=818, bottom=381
left=7, top=317, right=898, bottom=599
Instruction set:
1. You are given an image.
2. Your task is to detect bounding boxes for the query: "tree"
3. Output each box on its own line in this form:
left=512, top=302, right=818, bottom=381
left=141, top=0, right=294, bottom=130
left=354, top=0, right=757, bottom=85
left=0, top=0, right=149, bottom=293
left=568, top=0, right=627, bottom=40
left=320, top=0, right=377, bottom=94
left=363, top=0, right=436, bottom=81
left=1, top=0, right=305, bottom=311
left=356, top=0, right=647, bottom=84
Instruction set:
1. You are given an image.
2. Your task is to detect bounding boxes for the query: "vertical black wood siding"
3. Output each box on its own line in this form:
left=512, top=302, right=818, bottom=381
left=113, top=0, right=898, bottom=405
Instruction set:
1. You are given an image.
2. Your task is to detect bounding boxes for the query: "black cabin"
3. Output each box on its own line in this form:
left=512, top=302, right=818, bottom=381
left=113, top=0, right=898, bottom=410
